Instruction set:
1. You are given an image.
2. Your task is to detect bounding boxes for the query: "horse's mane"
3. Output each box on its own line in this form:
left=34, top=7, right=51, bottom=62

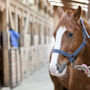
left=82, top=17, right=90, bottom=35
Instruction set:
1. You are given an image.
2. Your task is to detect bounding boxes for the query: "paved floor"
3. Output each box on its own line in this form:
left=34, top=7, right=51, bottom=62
left=2, top=63, right=53, bottom=90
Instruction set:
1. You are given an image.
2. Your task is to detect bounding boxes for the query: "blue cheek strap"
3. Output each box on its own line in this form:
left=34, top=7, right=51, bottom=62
left=52, top=40, right=86, bottom=63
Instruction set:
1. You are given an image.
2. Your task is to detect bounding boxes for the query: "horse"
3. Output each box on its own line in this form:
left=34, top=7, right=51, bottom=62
left=49, top=6, right=90, bottom=90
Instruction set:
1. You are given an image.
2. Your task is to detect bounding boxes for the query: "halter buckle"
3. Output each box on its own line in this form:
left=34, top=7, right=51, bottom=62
left=69, top=55, right=76, bottom=63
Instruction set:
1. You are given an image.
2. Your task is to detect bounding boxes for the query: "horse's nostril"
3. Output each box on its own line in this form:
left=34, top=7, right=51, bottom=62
left=56, top=64, right=60, bottom=71
left=56, top=63, right=67, bottom=73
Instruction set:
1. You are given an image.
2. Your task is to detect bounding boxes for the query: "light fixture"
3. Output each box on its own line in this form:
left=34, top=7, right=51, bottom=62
left=48, top=0, right=63, bottom=7
left=71, top=2, right=88, bottom=12
left=72, top=0, right=89, bottom=4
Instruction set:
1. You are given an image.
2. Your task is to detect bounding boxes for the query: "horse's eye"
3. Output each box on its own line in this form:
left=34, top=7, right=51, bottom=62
left=67, top=32, right=73, bottom=38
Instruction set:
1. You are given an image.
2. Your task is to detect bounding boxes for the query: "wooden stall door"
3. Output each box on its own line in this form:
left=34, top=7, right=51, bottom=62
left=9, top=15, right=22, bottom=88
left=9, top=49, right=22, bottom=88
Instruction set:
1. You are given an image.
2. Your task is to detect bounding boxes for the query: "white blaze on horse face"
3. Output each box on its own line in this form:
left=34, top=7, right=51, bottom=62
left=54, top=26, right=66, bottom=49
left=50, top=26, right=66, bottom=76
left=49, top=36, right=55, bottom=51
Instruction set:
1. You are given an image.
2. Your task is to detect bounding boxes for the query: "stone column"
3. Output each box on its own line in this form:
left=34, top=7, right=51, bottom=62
left=30, top=18, right=34, bottom=46
left=41, top=23, right=44, bottom=45
left=46, top=26, right=49, bottom=44
left=38, top=23, right=41, bottom=45
left=34, top=21, right=39, bottom=46
left=29, top=20, right=32, bottom=46
left=19, top=12, right=24, bottom=47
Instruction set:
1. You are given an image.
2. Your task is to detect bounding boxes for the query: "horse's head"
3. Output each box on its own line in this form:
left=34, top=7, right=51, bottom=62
left=49, top=6, right=84, bottom=77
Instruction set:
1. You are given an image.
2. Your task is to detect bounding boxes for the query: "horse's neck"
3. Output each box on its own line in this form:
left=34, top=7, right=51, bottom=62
left=77, top=20, right=90, bottom=65
left=83, top=44, right=90, bottom=65
left=76, top=38, right=90, bottom=66
left=82, top=24, right=90, bottom=65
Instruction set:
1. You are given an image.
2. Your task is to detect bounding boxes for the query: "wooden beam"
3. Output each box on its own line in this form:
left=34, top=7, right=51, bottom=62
left=0, top=0, right=5, bottom=12
left=19, top=13, right=24, bottom=47
left=3, top=0, right=10, bottom=86
left=71, top=0, right=89, bottom=5
left=9, top=0, right=51, bottom=25
left=88, top=0, right=90, bottom=19
left=15, top=7, right=18, bottom=32
left=8, top=6, right=15, bottom=29
left=71, top=2, right=88, bottom=12
left=24, top=13, right=30, bottom=34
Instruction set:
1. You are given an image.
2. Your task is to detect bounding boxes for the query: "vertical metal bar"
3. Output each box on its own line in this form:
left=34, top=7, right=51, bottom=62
left=19, top=49, right=22, bottom=82
left=9, top=49, right=13, bottom=88
left=15, top=49, right=18, bottom=85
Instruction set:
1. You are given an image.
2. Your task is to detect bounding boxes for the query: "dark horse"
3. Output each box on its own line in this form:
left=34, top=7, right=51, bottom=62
left=49, top=6, right=90, bottom=90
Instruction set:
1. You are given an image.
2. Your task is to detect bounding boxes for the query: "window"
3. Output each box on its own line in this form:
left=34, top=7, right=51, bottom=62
left=38, top=25, right=41, bottom=45
left=44, top=26, right=46, bottom=44
left=30, top=22, right=34, bottom=46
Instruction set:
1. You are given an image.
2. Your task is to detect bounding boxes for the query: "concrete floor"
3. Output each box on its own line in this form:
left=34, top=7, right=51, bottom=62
left=2, top=63, right=53, bottom=90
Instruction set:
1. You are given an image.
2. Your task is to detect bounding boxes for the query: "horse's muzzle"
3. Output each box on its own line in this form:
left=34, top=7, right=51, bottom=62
left=49, top=61, right=67, bottom=77
left=56, top=62, right=67, bottom=73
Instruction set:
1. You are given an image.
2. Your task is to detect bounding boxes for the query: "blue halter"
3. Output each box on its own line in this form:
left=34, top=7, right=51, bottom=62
left=52, top=18, right=90, bottom=63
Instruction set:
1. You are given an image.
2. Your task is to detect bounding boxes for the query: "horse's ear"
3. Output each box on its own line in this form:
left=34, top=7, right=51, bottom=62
left=73, top=6, right=81, bottom=21
left=58, top=7, right=64, bottom=18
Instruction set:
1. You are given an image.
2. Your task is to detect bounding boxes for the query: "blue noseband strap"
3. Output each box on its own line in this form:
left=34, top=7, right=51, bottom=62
left=52, top=18, right=89, bottom=63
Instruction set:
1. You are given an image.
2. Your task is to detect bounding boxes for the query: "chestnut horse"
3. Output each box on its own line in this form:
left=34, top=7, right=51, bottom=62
left=49, top=6, right=90, bottom=90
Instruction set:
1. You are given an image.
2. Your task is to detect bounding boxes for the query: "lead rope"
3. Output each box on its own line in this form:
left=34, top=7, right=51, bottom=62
left=73, top=64, right=90, bottom=77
